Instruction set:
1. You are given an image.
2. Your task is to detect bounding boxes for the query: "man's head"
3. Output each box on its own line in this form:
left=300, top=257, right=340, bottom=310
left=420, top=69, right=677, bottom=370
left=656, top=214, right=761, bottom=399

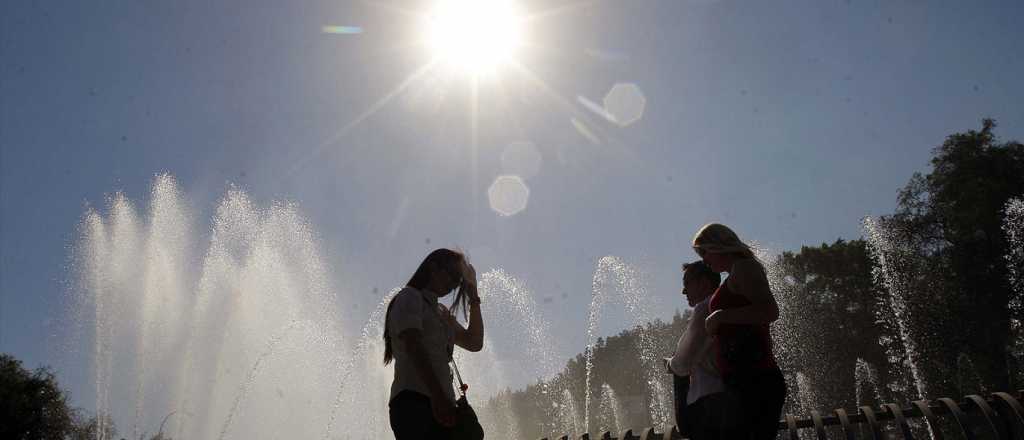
left=681, top=260, right=721, bottom=307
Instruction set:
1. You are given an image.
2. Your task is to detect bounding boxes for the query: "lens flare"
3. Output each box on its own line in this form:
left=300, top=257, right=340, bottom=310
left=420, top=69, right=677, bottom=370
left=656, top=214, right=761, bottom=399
left=321, top=25, right=363, bottom=34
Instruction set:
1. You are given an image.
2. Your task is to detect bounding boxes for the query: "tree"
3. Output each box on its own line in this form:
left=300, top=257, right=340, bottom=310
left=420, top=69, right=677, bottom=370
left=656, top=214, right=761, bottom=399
left=0, top=353, right=77, bottom=440
left=486, top=311, right=690, bottom=439
left=891, top=118, right=1024, bottom=390
left=0, top=354, right=121, bottom=440
left=68, top=413, right=117, bottom=440
left=772, top=239, right=891, bottom=410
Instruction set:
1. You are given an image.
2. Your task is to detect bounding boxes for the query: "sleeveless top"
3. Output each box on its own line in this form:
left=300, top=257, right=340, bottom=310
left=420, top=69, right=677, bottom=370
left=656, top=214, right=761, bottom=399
left=708, top=279, right=778, bottom=379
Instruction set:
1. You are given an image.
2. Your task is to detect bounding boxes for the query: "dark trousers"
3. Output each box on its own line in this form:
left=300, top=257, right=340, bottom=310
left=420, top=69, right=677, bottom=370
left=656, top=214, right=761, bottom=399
left=389, top=390, right=452, bottom=440
left=686, top=393, right=741, bottom=440
left=728, top=368, right=787, bottom=440
left=674, top=374, right=740, bottom=440
left=673, top=373, right=690, bottom=432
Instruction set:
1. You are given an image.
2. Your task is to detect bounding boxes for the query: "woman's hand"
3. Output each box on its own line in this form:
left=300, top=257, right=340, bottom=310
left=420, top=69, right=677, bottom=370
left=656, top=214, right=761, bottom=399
left=705, top=310, right=725, bottom=335
left=461, top=262, right=477, bottom=287
left=431, top=397, right=457, bottom=427
left=454, top=260, right=484, bottom=351
left=461, top=262, right=480, bottom=304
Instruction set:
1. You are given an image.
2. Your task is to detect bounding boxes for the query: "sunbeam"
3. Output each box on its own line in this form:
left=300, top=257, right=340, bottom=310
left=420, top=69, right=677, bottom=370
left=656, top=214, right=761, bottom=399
left=508, top=61, right=617, bottom=144
left=290, top=0, right=624, bottom=182
left=520, top=0, right=600, bottom=24
left=286, top=61, right=439, bottom=179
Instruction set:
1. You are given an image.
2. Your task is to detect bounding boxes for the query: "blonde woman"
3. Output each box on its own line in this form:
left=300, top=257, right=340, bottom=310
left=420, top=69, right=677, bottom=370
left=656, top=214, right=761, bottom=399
left=693, top=223, right=786, bottom=440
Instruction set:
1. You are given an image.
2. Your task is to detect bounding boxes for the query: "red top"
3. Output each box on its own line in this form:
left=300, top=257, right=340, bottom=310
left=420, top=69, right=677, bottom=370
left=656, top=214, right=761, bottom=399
left=708, top=280, right=778, bottom=379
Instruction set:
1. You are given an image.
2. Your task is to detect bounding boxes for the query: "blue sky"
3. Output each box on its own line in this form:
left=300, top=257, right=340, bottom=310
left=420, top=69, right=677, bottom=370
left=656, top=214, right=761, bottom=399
left=2, top=0, right=1023, bottom=411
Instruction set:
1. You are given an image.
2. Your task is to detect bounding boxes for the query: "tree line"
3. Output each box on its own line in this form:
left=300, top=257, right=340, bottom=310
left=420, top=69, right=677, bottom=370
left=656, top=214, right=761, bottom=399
left=482, top=119, right=1024, bottom=439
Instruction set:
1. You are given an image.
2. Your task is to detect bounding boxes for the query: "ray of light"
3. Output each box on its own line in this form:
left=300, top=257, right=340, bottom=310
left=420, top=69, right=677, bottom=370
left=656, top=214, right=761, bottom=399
left=422, top=70, right=456, bottom=115
left=508, top=60, right=616, bottom=143
left=494, top=73, right=527, bottom=136
left=521, top=0, right=600, bottom=24
left=517, top=40, right=591, bottom=65
left=584, top=47, right=630, bottom=62
left=470, top=75, right=480, bottom=230
left=286, top=61, right=438, bottom=179
left=571, top=117, right=602, bottom=145
left=321, top=25, right=364, bottom=34
left=508, top=60, right=649, bottom=168
left=576, top=95, right=616, bottom=123
left=357, top=0, right=423, bottom=20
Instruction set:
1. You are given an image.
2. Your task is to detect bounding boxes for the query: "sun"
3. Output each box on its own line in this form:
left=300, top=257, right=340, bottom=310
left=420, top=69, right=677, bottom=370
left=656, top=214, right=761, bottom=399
left=425, top=0, right=524, bottom=74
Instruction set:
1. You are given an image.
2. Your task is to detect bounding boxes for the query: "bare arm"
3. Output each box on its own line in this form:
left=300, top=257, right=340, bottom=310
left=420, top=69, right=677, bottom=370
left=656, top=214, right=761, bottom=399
left=452, top=262, right=483, bottom=351
left=449, top=272, right=484, bottom=352
left=707, top=259, right=779, bottom=332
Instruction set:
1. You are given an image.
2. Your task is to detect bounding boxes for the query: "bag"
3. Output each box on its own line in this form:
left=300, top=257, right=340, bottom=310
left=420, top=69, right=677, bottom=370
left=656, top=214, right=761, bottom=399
left=451, top=395, right=484, bottom=440
left=449, top=358, right=484, bottom=440
left=426, top=293, right=483, bottom=440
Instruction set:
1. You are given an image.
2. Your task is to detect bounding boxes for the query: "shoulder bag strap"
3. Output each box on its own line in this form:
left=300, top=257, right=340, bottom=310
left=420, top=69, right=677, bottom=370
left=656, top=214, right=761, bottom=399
left=418, top=290, right=467, bottom=397
left=450, top=356, right=468, bottom=398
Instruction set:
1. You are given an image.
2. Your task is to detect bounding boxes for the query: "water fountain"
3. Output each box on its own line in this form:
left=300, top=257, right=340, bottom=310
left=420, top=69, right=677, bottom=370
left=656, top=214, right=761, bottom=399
left=954, top=352, right=987, bottom=396
left=321, top=288, right=399, bottom=440
left=73, top=175, right=581, bottom=439
left=1004, top=198, right=1024, bottom=296
left=556, top=388, right=582, bottom=437
left=75, top=176, right=348, bottom=440
left=854, top=358, right=883, bottom=408
left=478, top=392, right=523, bottom=440
left=862, top=217, right=934, bottom=401
left=597, top=383, right=623, bottom=434
left=760, top=247, right=816, bottom=417
left=473, top=269, right=565, bottom=439
left=792, top=373, right=819, bottom=419
left=477, top=269, right=562, bottom=394
left=583, top=256, right=671, bottom=433
left=1005, top=198, right=1024, bottom=388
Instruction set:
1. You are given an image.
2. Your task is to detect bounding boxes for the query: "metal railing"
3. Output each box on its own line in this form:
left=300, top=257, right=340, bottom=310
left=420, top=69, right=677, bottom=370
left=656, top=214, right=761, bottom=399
left=537, top=390, right=1024, bottom=440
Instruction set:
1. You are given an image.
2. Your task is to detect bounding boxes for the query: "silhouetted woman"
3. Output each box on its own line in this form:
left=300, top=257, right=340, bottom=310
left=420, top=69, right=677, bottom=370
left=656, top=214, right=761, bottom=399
left=693, top=223, right=786, bottom=440
left=383, top=248, right=484, bottom=440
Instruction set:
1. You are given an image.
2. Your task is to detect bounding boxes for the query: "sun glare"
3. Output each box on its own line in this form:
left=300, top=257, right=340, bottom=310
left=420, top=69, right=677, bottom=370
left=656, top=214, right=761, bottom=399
left=426, top=0, right=523, bottom=74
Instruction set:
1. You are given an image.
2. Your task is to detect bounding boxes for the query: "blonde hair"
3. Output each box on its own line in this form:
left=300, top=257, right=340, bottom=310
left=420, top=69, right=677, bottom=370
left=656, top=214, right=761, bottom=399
left=692, top=223, right=757, bottom=260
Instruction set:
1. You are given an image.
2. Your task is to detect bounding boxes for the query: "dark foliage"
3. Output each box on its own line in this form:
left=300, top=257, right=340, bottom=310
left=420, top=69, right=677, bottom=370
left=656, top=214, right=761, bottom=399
left=1, top=353, right=77, bottom=440
left=0, top=353, right=124, bottom=440
left=889, top=118, right=1024, bottom=391
left=772, top=239, right=891, bottom=410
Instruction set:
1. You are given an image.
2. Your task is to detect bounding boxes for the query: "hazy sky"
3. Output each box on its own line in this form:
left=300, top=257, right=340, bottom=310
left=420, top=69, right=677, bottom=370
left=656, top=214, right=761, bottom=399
left=3, top=0, right=1023, bottom=411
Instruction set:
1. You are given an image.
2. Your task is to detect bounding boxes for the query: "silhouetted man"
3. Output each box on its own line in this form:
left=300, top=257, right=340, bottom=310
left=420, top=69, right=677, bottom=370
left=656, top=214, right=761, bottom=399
left=667, top=261, right=735, bottom=439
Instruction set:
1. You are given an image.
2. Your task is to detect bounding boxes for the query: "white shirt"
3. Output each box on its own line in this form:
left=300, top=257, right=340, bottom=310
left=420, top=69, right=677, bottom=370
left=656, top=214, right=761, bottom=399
left=387, top=287, right=456, bottom=404
left=669, top=298, right=725, bottom=404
